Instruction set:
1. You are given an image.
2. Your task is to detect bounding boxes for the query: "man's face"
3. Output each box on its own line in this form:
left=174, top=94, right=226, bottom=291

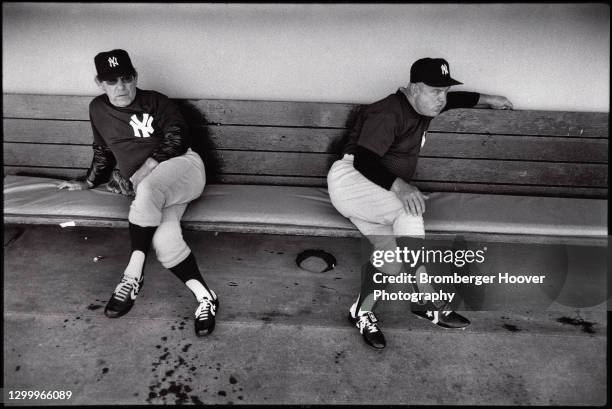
left=96, top=74, right=137, bottom=107
left=410, top=82, right=450, bottom=117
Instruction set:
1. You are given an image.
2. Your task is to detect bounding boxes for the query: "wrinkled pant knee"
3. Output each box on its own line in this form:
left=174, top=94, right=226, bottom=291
left=129, top=179, right=166, bottom=227
left=151, top=222, right=191, bottom=269
left=393, top=210, right=425, bottom=238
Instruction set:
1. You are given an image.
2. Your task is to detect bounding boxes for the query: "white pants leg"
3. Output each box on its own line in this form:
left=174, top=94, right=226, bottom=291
left=327, top=154, right=425, bottom=275
left=128, top=149, right=205, bottom=226
left=128, top=149, right=206, bottom=268
left=151, top=203, right=190, bottom=269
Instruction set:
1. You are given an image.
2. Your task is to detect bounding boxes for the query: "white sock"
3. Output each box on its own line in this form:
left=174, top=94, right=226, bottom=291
left=124, top=251, right=146, bottom=280
left=350, top=294, right=375, bottom=317
left=358, top=294, right=376, bottom=314
left=185, top=279, right=213, bottom=302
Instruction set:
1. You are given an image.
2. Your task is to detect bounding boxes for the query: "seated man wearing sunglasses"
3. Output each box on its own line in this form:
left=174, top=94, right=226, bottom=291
left=58, top=49, right=218, bottom=337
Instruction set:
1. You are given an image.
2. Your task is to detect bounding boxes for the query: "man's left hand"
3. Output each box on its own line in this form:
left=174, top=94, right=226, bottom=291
left=130, top=157, right=159, bottom=189
left=488, top=95, right=513, bottom=110
left=476, top=94, right=514, bottom=110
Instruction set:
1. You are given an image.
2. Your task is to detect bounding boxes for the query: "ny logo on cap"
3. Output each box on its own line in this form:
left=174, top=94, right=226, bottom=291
left=130, top=113, right=154, bottom=138
left=441, top=64, right=449, bottom=75
left=108, top=57, right=119, bottom=67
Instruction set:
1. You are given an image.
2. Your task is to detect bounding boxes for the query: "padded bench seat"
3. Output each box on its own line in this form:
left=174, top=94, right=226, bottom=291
left=4, top=175, right=607, bottom=243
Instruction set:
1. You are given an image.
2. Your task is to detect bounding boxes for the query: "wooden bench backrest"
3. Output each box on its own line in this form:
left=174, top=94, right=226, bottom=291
left=3, top=93, right=608, bottom=198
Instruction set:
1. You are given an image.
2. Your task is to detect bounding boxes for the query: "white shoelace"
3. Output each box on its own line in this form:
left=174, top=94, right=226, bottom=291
left=195, top=298, right=216, bottom=320
left=424, top=310, right=452, bottom=324
left=425, top=310, right=452, bottom=316
left=113, top=276, right=140, bottom=302
left=356, top=312, right=379, bottom=334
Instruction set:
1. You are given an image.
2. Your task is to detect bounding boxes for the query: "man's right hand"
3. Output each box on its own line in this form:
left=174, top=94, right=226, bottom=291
left=57, top=180, right=91, bottom=191
left=391, top=178, right=429, bottom=216
left=107, top=170, right=135, bottom=196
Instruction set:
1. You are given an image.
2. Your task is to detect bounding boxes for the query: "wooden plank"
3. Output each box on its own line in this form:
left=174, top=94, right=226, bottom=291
left=4, top=166, right=86, bottom=180
left=0, top=144, right=329, bottom=176
left=413, top=158, right=608, bottom=187
left=216, top=175, right=607, bottom=198
left=214, top=174, right=611, bottom=198
left=5, top=143, right=608, bottom=187
left=182, top=102, right=611, bottom=138
left=412, top=181, right=608, bottom=199
left=185, top=221, right=360, bottom=237
left=2, top=119, right=347, bottom=152
left=1, top=215, right=359, bottom=237
left=5, top=119, right=608, bottom=163
left=3, top=94, right=92, bottom=120
left=421, top=132, right=608, bottom=163
left=3, top=119, right=93, bottom=145
left=214, top=150, right=337, bottom=177
left=431, top=109, right=608, bottom=138
left=2, top=165, right=330, bottom=187
left=207, top=125, right=346, bottom=153
left=4, top=216, right=128, bottom=229
left=213, top=174, right=610, bottom=198
left=211, top=126, right=608, bottom=160
left=182, top=99, right=359, bottom=128
left=216, top=174, right=328, bottom=187
left=5, top=94, right=608, bottom=139
left=1, top=94, right=358, bottom=127
left=216, top=151, right=609, bottom=187
left=4, top=144, right=93, bottom=168
left=417, top=232, right=608, bottom=246
left=2, top=145, right=337, bottom=180
left=206, top=125, right=610, bottom=161
left=3, top=216, right=606, bottom=245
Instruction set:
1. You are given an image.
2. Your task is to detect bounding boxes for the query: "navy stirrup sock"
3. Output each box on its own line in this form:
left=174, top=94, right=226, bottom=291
left=169, top=252, right=210, bottom=290
left=125, top=222, right=157, bottom=279
left=356, top=262, right=389, bottom=313
left=128, top=222, right=157, bottom=255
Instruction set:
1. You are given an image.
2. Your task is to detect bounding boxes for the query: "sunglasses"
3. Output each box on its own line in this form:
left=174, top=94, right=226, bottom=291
left=103, top=74, right=135, bottom=85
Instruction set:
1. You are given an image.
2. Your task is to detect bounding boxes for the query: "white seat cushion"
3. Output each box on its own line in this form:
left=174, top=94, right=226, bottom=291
left=3, top=175, right=607, bottom=237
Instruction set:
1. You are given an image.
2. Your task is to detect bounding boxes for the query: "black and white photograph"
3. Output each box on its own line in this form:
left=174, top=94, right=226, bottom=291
left=3, top=2, right=608, bottom=406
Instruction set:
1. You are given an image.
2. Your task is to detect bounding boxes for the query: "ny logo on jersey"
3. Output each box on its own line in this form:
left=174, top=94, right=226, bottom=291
left=108, top=57, right=119, bottom=67
left=129, top=113, right=154, bottom=138
left=441, top=64, right=449, bottom=75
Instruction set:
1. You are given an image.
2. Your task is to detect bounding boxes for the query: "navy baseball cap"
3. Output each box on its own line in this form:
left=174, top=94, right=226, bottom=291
left=410, top=58, right=463, bottom=87
left=94, top=49, right=136, bottom=81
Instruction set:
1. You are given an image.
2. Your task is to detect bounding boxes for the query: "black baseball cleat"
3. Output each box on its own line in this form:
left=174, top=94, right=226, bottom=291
left=194, top=290, right=219, bottom=337
left=412, top=309, right=471, bottom=329
left=348, top=304, right=386, bottom=349
left=104, top=274, right=144, bottom=318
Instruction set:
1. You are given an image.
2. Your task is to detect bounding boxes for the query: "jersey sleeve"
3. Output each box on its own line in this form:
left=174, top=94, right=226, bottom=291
left=149, top=96, right=191, bottom=163
left=84, top=108, right=116, bottom=187
left=353, top=145, right=397, bottom=190
left=443, top=91, right=480, bottom=111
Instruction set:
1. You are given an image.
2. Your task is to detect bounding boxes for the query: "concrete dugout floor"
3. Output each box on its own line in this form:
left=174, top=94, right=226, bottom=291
left=3, top=225, right=607, bottom=405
